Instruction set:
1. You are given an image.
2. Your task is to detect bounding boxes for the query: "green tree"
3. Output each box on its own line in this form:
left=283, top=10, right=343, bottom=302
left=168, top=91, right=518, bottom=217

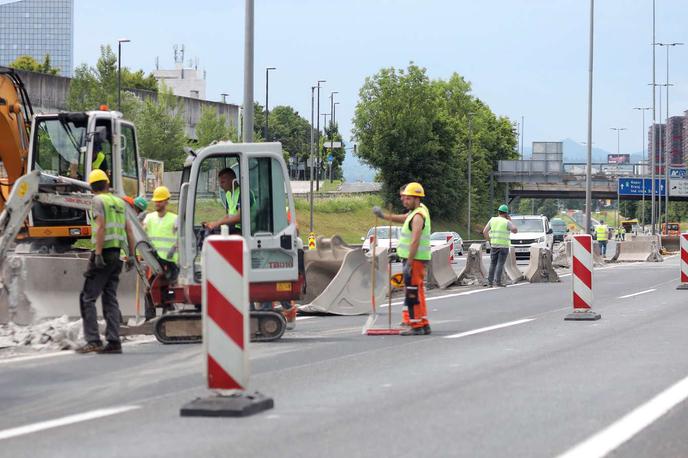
left=10, top=54, right=60, bottom=75
left=267, top=105, right=312, bottom=158
left=133, top=86, right=187, bottom=170
left=322, top=121, right=345, bottom=180
left=195, top=106, right=237, bottom=147
left=121, top=68, right=158, bottom=92
left=353, top=63, right=518, bottom=224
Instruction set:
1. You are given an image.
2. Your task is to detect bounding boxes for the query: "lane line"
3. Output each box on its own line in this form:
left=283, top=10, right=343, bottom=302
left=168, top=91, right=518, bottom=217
left=0, top=351, right=75, bottom=366
left=444, top=318, right=534, bottom=339
left=618, top=289, right=656, bottom=299
left=557, top=372, right=688, bottom=458
left=0, top=406, right=140, bottom=441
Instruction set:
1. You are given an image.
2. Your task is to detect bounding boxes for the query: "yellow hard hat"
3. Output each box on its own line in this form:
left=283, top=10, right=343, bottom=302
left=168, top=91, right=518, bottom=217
left=88, top=169, right=109, bottom=185
left=152, top=186, right=171, bottom=202
left=401, top=182, right=425, bottom=197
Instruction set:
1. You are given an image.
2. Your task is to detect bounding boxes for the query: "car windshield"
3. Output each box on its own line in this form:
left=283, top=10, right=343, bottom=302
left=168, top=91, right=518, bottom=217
left=551, top=220, right=567, bottom=231
left=431, top=232, right=452, bottom=240
left=512, top=218, right=545, bottom=233
left=366, top=227, right=398, bottom=239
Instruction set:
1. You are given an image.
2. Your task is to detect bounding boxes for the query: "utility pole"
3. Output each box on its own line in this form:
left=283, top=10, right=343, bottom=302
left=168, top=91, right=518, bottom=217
left=242, top=0, right=254, bottom=142
left=584, top=0, right=594, bottom=235
left=309, top=86, right=316, bottom=232
left=633, top=107, right=651, bottom=231
left=315, top=80, right=325, bottom=191
left=117, top=38, right=130, bottom=111
left=650, top=0, right=656, bottom=234
left=264, top=67, right=276, bottom=141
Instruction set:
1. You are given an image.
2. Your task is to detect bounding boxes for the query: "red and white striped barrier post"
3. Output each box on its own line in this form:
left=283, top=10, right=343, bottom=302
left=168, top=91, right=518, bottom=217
left=678, top=233, right=688, bottom=290
left=447, top=234, right=455, bottom=263
left=565, top=234, right=601, bottom=321
left=180, top=235, right=274, bottom=417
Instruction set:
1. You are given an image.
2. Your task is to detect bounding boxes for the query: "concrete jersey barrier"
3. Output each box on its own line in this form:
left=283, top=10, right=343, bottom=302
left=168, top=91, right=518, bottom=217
left=592, top=241, right=606, bottom=266
left=500, top=247, right=524, bottom=285
left=613, top=239, right=663, bottom=263
left=427, top=244, right=458, bottom=289
left=298, top=247, right=388, bottom=315
left=457, top=244, right=487, bottom=286
left=524, top=247, right=560, bottom=283
left=552, top=241, right=571, bottom=268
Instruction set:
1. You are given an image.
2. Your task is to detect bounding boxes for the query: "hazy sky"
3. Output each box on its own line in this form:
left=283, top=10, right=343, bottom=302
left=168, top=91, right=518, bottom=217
left=74, top=0, right=688, bottom=157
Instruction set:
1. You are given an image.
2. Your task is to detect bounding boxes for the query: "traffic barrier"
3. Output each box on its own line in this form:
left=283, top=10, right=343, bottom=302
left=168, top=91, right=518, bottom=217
left=552, top=241, right=571, bottom=268
left=524, top=247, right=560, bottom=283
left=427, top=244, right=458, bottom=289
left=447, top=234, right=455, bottom=263
left=678, top=233, right=688, bottom=290
left=457, top=243, right=487, bottom=286
left=612, top=238, right=663, bottom=263
left=301, top=236, right=353, bottom=305
left=298, top=247, right=388, bottom=315
left=565, top=234, right=601, bottom=320
left=592, top=241, right=606, bottom=266
left=0, top=253, right=140, bottom=325
left=661, top=235, right=681, bottom=253
left=180, top=235, right=273, bottom=417
left=500, top=247, right=524, bottom=285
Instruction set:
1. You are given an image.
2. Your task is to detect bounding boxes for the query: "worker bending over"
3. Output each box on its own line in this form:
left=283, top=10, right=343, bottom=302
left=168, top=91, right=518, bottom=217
left=373, top=182, right=431, bottom=336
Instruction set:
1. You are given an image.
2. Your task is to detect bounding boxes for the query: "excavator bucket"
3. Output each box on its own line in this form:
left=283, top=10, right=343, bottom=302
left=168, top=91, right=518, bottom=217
left=0, top=253, right=140, bottom=325
left=301, top=235, right=354, bottom=304
left=299, top=246, right=388, bottom=315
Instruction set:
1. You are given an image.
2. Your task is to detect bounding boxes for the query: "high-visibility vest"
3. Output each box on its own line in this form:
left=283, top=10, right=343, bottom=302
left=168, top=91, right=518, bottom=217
left=488, top=216, right=511, bottom=248
left=225, top=189, right=241, bottom=229
left=145, top=211, right=178, bottom=263
left=91, top=193, right=127, bottom=250
left=397, top=205, right=431, bottom=261
left=596, top=225, right=608, bottom=241
left=93, top=151, right=105, bottom=170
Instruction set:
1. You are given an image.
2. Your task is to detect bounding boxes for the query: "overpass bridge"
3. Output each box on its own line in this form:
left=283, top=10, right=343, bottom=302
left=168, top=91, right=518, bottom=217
left=495, top=160, right=688, bottom=202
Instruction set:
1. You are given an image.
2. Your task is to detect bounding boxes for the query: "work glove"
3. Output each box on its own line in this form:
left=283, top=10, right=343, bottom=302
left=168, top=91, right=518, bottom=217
left=372, top=206, right=384, bottom=219
left=124, top=257, right=135, bottom=272
left=403, top=261, right=413, bottom=284
left=94, top=254, right=106, bottom=269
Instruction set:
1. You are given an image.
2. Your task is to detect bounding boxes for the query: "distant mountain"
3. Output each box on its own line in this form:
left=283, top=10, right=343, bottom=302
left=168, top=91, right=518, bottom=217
left=342, top=152, right=377, bottom=183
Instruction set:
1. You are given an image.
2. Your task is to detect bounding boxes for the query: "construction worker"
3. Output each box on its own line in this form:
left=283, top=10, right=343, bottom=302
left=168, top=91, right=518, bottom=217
left=618, top=225, right=626, bottom=241
left=206, top=168, right=242, bottom=233
left=76, top=169, right=136, bottom=354
left=483, top=204, right=518, bottom=287
left=134, top=196, right=149, bottom=223
left=596, top=220, right=609, bottom=257
left=143, top=186, right=179, bottom=282
left=373, top=182, right=431, bottom=336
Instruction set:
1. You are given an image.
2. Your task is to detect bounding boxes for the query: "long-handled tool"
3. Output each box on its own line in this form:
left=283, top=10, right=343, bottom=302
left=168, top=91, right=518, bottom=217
left=361, top=217, right=378, bottom=334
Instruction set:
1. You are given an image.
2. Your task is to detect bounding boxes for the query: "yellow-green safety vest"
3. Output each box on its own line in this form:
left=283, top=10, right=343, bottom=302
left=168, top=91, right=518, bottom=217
left=145, top=211, right=178, bottom=263
left=397, top=206, right=431, bottom=261
left=225, top=189, right=241, bottom=229
left=596, top=225, right=608, bottom=241
left=93, top=151, right=105, bottom=170
left=488, top=216, right=511, bottom=248
left=91, top=193, right=127, bottom=250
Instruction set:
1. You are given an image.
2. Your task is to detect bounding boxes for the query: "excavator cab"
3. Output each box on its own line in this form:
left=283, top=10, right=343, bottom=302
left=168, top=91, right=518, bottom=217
left=25, top=109, right=141, bottom=248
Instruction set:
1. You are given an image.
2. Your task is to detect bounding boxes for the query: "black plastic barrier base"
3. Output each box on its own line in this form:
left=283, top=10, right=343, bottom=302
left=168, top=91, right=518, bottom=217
left=180, top=391, right=274, bottom=417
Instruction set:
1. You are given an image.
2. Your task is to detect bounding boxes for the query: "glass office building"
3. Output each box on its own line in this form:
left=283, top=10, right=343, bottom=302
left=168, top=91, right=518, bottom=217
left=0, top=0, right=74, bottom=76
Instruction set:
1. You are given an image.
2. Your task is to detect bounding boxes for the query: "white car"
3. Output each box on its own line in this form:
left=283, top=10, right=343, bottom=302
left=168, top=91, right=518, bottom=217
left=362, top=226, right=401, bottom=260
left=430, top=231, right=464, bottom=256
left=509, top=215, right=554, bottom=259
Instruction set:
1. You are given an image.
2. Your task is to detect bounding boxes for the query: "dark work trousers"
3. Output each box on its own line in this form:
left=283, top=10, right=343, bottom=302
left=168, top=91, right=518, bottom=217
left=487, top=247, right=509, bottom=285
left=80, top=249, right=123, bottom=344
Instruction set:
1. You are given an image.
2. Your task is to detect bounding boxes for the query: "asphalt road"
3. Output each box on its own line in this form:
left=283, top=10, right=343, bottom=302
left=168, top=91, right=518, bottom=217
left=1, top=255, right=686, bottom=458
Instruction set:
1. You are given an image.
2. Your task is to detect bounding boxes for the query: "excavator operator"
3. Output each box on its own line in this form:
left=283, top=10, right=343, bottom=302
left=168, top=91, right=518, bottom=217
left=206, top=167, right=242, bottom=234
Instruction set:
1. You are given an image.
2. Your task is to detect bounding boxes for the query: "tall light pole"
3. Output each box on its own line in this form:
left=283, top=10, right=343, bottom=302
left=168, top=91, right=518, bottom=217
left=333, top=101, right=340, bottom=124
left=309, top=85, right=316, bottom=232
left=264, top=67, right=276, bottom=141
left=610, top=127, right=627, bottom=227
left=656, top=42, right=683, bottom=231
left=321, top=113, right=330, bottom=127
left=633, top=106, right=651, bottom=230
left=649, top=82, right=672, bottom=228
left=650, top=0, right=656, bottom=234
left=242, top=0, right=254, bottom=142
left=117, top=38, right=130, bottom=111
left=315, top=80, right=326, bottom=191
left=329, top=92, right=338, bottom=128
left=584, top=0, right=595, bottom=235
left=221, top=93, right=229, bottom=104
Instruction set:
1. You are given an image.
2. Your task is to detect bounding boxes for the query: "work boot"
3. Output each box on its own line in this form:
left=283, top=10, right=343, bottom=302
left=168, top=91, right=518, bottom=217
left=75, top=342, right=103, bottom=354
left=97, top=341, right=122, bottom=354
left=400, top=327, right=425, bottom=336
left=423, top=325, right=432, bottom=335
left=495, top=282, right=507, bottom=287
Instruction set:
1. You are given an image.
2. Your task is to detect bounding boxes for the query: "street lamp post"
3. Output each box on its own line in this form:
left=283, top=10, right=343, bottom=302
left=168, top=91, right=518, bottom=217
left=309, top=86, right=316, bottom=232
left=610, top=127, right=627, bottom=228
left=221, top=93, right=229, bottom=104
left=583, top=0, right=595, bottom=235
left=649, top=82, right=672, bottom=228
left=264, top=67, right=276, bottom=141
left=117, top=38, right=130, bottom=112
left=242, top=0, right=254, bottom=142
left=633, top=107, right=651, bottom=230
left=315, top=80, right=326, bottom=192
left=333, top=101, right=340, bottom=124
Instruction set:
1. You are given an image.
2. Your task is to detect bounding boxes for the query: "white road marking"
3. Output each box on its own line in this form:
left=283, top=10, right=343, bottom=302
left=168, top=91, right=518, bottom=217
left=0, top=351, right=75, bottom=366
left=296, top=316, right=315, bottom=321
left=557, top=372, right=688, bottom=458
left=444, top=318, right=534, bottom=339
left=0, top=406, right=140, bottom=441
left=618, top=288, right=656, bottom=299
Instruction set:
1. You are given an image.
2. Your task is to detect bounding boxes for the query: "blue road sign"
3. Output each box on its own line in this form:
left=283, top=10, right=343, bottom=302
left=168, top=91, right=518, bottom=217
left=670, top=167, right=686, bottom=178
left=327, top=154, right=333, bottom=163
left=618, top=177, right=666, bottom=196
